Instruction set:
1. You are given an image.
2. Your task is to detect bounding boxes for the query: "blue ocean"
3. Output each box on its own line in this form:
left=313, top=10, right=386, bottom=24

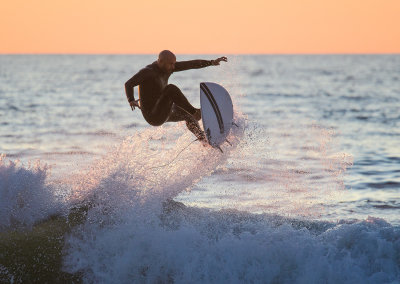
left=0, top=54, right=399, bottom=283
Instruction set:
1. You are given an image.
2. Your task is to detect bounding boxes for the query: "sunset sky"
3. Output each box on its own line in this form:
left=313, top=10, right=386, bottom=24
left=1, top=0, right=399, bottom=54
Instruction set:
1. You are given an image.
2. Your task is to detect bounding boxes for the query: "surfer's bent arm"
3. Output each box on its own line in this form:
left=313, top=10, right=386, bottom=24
left=124, top=69, right=151, bottom=103
left=174, top=60, right=213, bottom=72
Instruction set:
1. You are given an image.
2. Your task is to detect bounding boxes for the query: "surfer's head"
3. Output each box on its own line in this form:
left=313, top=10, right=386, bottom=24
left=158, top=50, right=176, bottom=74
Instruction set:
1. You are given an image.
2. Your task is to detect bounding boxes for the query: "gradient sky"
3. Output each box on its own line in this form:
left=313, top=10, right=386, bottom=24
left=1, top=0, right=399, bottom=54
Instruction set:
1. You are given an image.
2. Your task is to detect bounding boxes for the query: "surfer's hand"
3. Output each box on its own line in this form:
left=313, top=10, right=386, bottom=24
left=211, top=56, right=228, bottom=66
left=129, top=99, right=140, bottom=110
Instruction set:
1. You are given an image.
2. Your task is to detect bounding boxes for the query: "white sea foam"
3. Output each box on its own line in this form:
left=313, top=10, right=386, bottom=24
left=64, top=201, right=400, bottom=283
left=62, top=118, right=399, bottom=283
left=0, top=155, right=65, bottom=231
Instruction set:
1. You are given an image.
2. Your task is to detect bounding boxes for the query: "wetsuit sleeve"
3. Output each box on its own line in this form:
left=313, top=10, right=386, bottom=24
left=124, top=69, right=151, bottom=102
left=174, top=60, right=213, bottom=72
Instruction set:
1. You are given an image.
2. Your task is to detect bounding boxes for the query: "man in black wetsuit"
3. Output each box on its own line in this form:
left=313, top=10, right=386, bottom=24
left=125, top=50, right=227, bottom=141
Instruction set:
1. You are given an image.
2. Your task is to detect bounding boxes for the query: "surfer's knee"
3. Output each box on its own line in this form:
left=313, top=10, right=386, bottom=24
left=164, top=84, right=180, bottom=94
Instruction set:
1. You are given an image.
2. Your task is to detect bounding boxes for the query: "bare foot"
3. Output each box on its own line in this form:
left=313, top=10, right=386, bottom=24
left=199, top=138, right=209, bottom=147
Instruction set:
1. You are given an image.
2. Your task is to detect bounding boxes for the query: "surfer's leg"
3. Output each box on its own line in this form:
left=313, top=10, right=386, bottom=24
left=168, top=105, right=205, bottom=141
left=151, top=85, right=204, bottom=140
left=148, top=84, right=196, bottom=125
left=161, top=84, right=197, bottom=115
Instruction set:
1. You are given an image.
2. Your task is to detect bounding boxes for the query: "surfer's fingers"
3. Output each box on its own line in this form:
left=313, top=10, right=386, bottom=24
left=217, top=57, right=227, bottom=64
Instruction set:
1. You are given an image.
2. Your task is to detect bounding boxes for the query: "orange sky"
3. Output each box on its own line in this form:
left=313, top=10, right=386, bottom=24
left=1, top=0, right=399, bottom=54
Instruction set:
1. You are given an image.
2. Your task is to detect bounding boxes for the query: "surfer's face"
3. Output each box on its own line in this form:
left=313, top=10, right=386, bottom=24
left=158, top=55, right=176, bottom=74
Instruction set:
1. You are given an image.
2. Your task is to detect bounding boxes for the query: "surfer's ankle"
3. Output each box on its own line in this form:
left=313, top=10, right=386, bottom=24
left=198, top=135, right=208, bottom=147
left=196, top=130, right=206, bottom=142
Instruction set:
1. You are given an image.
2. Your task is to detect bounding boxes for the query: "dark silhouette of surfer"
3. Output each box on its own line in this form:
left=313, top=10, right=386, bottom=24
left=125, top=50, right=227, bottom=141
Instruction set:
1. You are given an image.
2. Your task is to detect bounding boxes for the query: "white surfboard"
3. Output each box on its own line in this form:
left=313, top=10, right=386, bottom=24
left=200, top=82, right=234, bottom=150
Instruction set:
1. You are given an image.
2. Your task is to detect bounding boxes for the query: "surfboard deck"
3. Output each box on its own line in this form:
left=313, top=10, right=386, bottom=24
left=200, top=82, right=234, bottom=151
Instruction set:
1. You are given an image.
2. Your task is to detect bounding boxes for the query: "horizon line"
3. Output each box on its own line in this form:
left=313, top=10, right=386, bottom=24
left=1, top=52, right=400, bottom=56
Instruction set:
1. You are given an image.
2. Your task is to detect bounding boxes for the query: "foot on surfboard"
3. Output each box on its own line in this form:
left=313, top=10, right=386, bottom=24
left=197, top=131, right=206, bottom=141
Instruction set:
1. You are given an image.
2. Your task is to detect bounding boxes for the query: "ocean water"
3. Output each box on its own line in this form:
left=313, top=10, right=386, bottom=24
left=0, top=54, right=399, bottom=283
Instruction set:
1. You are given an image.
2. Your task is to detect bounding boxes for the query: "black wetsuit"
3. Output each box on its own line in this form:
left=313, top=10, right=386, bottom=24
left=125, top=60, right=213, bottom=127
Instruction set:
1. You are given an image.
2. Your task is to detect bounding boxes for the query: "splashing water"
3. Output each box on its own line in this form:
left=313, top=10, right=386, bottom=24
left=0, top=155, right=65, bottom=231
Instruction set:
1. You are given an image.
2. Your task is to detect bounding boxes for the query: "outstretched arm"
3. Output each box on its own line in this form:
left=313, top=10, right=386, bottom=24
left=174, top=56, right=228, bottom=72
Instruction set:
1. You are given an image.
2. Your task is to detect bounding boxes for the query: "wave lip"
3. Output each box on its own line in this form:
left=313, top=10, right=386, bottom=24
left=64, top=199, right=400, bottom=283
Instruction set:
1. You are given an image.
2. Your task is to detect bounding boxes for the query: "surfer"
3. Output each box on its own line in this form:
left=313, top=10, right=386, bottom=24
left=125, top=50, right=227, bottom=141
